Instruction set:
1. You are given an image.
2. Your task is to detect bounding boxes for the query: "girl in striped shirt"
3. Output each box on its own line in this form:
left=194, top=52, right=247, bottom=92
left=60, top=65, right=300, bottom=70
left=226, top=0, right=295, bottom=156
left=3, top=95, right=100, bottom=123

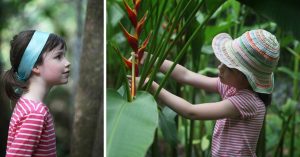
left=137, top=29, right=280, bottom=156
left=3, top=30, right=70, bottom=157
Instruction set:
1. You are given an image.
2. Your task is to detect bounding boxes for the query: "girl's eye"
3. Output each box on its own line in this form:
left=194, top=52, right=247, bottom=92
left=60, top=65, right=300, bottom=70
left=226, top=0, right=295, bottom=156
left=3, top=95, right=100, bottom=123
left=55, top=55, right=62, bottom=60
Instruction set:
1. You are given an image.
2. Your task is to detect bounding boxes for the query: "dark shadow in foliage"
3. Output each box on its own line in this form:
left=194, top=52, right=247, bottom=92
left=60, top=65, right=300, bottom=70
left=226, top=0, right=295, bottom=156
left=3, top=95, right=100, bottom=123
left=238, top=0, right=300, bottom=40
left=0, top=1, right=33, bottom=155
left=0, top=56, right=11, bottom=156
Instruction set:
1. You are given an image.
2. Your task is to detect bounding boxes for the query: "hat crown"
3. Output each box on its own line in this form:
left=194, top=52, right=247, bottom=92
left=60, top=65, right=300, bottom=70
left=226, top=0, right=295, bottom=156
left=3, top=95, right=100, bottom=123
left=212, top=29, right=280, bottom=94
left=237, top=29, right=280, bottom=70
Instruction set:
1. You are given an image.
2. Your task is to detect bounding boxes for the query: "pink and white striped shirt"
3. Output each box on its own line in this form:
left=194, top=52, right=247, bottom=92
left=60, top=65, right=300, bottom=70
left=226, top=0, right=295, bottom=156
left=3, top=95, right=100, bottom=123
left=6, top=97, right=56, bottom=157
left=211, top=78, right=265, bottom=157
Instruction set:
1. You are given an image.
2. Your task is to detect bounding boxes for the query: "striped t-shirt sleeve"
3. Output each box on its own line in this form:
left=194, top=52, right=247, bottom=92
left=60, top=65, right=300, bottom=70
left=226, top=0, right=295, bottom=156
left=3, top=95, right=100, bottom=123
left=217, top=78, right=259, bottom=119
left=6, top=113, right=46, bottom=157
left=227, top=91, right=258, bottom=119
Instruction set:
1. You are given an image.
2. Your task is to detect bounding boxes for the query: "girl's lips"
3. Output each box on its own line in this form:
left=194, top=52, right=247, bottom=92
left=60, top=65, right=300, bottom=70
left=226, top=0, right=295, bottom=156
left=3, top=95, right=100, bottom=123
left=63, top=70, right=70, bottom=74
left=218, top=74, right=223, bottom=79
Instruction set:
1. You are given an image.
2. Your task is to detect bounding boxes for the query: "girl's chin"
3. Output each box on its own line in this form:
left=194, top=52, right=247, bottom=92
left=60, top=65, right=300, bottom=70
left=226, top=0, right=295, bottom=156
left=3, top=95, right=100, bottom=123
left=219, top=78, right=229, bottom=85
left=219, top=76, right=224, bottom=81
left=49, top=79, right=69, bottom=86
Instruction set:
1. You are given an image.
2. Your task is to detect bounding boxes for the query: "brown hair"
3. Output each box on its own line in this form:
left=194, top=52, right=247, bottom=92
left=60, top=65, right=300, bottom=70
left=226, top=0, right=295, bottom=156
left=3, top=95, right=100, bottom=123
left=257, top=93, right=272, bottom=107
left=235, top=67, right=272, bottom=107
left=2, top=30, right=67, bottom=101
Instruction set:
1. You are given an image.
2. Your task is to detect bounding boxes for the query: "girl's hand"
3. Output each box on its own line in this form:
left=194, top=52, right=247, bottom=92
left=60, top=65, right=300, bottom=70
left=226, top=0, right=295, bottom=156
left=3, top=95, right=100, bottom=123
left=127, top=75, right=149, bottom=89
left=128, top=52, right=150, bottom=65
left=140, top=51, right=149, bottom=65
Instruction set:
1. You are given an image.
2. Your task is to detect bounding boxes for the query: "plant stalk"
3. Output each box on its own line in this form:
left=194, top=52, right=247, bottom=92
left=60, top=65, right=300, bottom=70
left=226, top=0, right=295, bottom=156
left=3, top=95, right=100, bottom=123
left=153, top=2, right=225, bottom=98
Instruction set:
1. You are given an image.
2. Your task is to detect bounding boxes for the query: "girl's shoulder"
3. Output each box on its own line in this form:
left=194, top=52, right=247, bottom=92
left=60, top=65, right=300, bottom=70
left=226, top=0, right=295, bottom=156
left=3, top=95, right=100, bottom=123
left=15, top=97, right=50, bottom=116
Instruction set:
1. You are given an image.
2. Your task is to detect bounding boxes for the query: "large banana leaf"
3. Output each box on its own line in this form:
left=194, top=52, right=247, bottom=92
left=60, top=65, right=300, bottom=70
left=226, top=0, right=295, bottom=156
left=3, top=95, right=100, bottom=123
left=159, top=107, right=178, bottom=146
left=107, top=89, right=158, bottom=157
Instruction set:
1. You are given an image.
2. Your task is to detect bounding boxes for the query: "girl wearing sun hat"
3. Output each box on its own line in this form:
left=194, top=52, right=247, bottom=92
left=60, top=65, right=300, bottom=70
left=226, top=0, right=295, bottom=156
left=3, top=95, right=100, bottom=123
left=136, top=29, right=280, bottom=156
left=210, top=29, right=279, bottom=156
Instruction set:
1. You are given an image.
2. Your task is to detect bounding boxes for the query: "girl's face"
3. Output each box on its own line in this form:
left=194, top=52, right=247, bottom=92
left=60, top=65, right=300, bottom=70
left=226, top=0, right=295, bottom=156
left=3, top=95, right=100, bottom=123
left=218, top=63, right=249, bottom=89
left=38, top=45, right=70, bottom=86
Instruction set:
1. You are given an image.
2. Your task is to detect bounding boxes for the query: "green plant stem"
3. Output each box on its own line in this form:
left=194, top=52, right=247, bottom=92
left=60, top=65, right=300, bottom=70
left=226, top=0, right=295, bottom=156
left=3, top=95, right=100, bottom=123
left=290, top=47, right=299, bottom=157
left=140, top=0, right=187, bottom=88
left=155, top=0, right=202, bottom=66
left=149, top=0, right=167, bottom=54
left=187, top=117, right=195, bottom=157
left=187, top=86, right=198, bottom=157
left=139, top=0, right=180, bottom=88
left=194, top=144, right=200, bottom=157
left=153, top=2, right=225, bottom=98
left=145, top=1, right=206, bottom=92
left=172, top=115, right=178, bottom=157
left=152, top=0, right=184, bottom=54
left=154, top=0, right=193, bottom=55
left=274, top=113, right=295, bottom=156
left=184, top=118, right=188, bottom=155
left=286, top=47, right=299, bottom=157
left=111, top=43, right=132, bottom=102
left=141, top=0, right=204, bottom=91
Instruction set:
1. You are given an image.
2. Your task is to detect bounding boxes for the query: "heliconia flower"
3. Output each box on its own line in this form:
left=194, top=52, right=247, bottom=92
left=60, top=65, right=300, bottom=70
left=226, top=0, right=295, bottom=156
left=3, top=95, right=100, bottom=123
left=122, top=56, right=139, bottom=76
left=112, top=43, right=139, bottom=76
left=123, top=0, right=137, bottom=27
left=119, top=0, right=151, bottom=99
left=136, top=11, right=148, bottom=38
left=137, top=31, right=152, bottom=63
left=119, top=22, right=139, bottom=53
left=134, top=0, right=141, bottom=12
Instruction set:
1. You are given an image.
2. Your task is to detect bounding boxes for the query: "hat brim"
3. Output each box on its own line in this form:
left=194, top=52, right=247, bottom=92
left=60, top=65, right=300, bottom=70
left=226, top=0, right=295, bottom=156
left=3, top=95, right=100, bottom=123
left=212, top=33, right=237, bottom=69
left=212, top=33, right=274, bottom=94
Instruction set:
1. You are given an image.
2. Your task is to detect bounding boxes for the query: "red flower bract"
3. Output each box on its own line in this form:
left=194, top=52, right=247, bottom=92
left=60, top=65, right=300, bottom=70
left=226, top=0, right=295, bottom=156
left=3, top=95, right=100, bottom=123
left=123, top=0, right=137, bottom=27
left=119, top=23, right=138, bottom=53
left=117, top=0, right=151, bottom=98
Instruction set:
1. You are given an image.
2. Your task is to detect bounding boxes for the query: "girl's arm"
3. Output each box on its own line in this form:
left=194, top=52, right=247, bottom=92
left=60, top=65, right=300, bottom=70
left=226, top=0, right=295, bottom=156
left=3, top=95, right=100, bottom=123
left=150, top=80, right=240, bottom=120
left=140, top=52, right=218, bottom=92
left=6, top=113, right=45, bottom=157
left=160, top=59, right=218, bottom=92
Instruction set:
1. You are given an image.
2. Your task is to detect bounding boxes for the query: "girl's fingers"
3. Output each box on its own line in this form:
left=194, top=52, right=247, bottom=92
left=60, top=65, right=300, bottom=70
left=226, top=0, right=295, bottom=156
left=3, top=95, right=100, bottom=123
left=140, top=52, right=147, bottom=64
left=128, top=52, right=138, bottom=62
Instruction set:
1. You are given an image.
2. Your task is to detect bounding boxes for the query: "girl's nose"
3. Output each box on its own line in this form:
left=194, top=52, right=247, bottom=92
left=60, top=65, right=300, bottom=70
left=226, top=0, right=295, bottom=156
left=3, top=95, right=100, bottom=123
left=218, top=63, right=225, bottom=75
left=218, top=63, right=223, bottom=70
left=65, top=59, right=71, bottom=67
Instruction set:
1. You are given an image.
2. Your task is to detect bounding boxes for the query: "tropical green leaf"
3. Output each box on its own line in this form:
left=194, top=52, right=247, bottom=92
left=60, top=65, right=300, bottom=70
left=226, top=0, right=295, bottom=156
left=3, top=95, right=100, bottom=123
left=277, top=66, right=300, bottom=80
left=159, top=107, right=178, bottom=146
left=204, top=21, right=235, bottom=43
left=107, top=89, right=159, bottom=157
left=201, top=135, right=210, bottom=151
left=281, top=98, right=297, bottom=117
left=199, top=67, right=219, bottom=75
left=206, top=0, right=226, bottom=14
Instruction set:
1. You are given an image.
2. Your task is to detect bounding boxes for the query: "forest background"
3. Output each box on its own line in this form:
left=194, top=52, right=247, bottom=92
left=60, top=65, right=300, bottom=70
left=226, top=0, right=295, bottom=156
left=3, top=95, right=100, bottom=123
left=0, top=0, right=103, bottom=157
left=107, top=0, right=300, bottom=157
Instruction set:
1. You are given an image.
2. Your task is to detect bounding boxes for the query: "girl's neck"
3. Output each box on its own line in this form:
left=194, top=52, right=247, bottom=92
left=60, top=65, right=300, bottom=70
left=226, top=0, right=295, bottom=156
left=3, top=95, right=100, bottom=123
left=22, top=76, right=51, bottom=102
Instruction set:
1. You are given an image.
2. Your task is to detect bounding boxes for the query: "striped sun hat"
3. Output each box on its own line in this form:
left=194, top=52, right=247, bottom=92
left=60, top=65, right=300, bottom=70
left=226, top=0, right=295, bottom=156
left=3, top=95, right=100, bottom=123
left=212, top=29, right=280, bottom=94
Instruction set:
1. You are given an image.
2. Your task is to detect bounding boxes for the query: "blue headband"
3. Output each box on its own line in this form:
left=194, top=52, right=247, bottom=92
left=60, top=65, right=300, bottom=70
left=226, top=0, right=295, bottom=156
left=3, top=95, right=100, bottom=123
left=16, top=31, right=50, bottom=81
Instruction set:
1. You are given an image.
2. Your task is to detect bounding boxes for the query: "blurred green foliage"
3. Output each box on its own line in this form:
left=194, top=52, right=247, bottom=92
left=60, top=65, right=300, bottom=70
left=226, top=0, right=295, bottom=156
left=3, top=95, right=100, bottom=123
left=107, top=0, right=300, bottom=156
left=0, top=0, right=82, bottom=156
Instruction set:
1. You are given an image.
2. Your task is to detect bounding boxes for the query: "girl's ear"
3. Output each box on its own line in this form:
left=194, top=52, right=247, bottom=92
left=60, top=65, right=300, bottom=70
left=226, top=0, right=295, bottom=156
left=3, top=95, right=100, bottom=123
left=31, top=66, right=40, bottom=74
